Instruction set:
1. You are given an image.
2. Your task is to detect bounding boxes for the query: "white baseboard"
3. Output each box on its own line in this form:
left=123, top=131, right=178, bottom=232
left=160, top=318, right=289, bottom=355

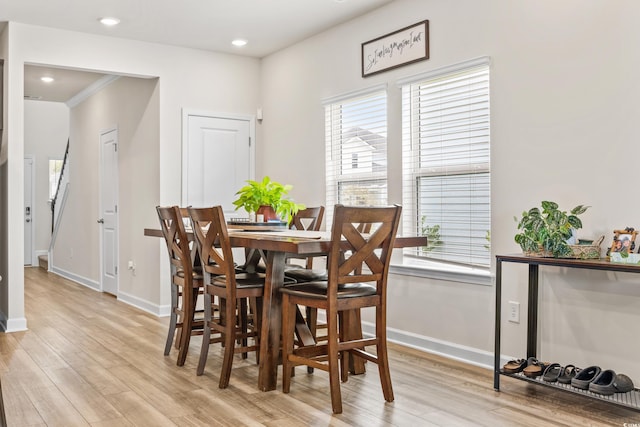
left=117, top=290, right=170, bottom=317
left=0, top=310, right=28, bottom=332
left=317, top=312, right=496, bottom=371
left=362, top=322, right=494, bottom=370
left=47, top=268, right=169, bottom=317
left=50, top=266, right=100, bottom=291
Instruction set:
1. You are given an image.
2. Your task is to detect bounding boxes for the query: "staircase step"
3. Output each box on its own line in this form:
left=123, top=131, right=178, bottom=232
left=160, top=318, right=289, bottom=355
left=38, top=254, right=48, bottom=271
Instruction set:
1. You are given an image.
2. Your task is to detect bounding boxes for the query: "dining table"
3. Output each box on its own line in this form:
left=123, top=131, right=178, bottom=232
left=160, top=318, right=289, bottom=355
left=144, top=226, right=427, bottom=391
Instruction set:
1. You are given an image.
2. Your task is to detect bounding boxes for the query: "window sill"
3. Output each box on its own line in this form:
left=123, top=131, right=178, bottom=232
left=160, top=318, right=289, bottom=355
left=389, top=257, right=492, bottom=286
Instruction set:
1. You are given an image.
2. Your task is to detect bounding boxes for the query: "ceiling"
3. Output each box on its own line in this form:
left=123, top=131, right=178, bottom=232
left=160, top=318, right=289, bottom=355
left=23, top=66, right=111, bottom=103
left=3, top=0, right=394, bottom=102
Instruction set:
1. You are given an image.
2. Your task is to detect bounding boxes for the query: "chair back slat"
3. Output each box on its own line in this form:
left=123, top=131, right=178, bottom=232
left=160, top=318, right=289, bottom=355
left=290, top=206, right=325, bottom=231
left=156, top=206, right=193, bottom=278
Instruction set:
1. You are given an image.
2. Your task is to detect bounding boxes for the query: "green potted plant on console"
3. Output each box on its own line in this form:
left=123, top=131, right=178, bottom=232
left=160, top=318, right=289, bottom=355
left=232, top=176, right=305, bottom=224
left=514, top=201, right=589, bottom=258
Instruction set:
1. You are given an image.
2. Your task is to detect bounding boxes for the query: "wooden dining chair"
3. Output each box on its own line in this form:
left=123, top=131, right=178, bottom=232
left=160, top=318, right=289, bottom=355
left=289, top=206, right=325, bottom=232
left=284, top=206, right=326, bottom=280
left=156, top=205, right=204, bottom=366
left=286, top=210, right=370, bottom=351
left=188, top=205, right=268, bottom=388
left=280, top=204, right=402, bottom=414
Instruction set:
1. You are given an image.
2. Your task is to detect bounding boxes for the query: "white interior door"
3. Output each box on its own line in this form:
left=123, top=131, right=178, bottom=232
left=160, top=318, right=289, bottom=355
left=99, top=128, right=118, bottom=295
left=24, top=157, right=34, bottom=266
left=183, top=113, right=254, bottom=216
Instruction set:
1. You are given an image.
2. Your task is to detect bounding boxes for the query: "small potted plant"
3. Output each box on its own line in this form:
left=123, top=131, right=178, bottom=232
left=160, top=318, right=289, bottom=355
left=232, top=176, right=305, bottom=224
left=514, top=201, right=589, bottom=258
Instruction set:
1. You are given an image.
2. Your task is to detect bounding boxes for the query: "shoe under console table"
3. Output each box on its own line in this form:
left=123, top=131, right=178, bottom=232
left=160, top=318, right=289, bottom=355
left=494, top=254, right=640, bottom=411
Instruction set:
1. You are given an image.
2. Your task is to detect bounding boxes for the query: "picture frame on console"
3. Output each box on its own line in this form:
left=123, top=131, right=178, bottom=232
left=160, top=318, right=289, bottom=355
left=607, top=228, right=637, bottom=256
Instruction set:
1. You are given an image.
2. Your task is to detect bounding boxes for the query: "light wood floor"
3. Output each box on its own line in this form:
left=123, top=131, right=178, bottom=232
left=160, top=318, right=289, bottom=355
left=1, top=268, right=638, bottom=426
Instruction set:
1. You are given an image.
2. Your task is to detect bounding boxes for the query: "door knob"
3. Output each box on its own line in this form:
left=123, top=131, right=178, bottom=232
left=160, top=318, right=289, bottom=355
left=97, top=218, right=105, bottom=224
left=26, top=219, right=31, bottom=223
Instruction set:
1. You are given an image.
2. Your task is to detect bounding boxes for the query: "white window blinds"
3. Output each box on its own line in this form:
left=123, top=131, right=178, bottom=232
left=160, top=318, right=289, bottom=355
left=401, top=58, right=491, bottom=268
left=325, top=88, right=388, bottom=226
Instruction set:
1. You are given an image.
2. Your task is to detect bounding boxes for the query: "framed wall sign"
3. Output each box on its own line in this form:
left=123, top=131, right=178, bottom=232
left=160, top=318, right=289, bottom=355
left=361, top=20, right=429, bottom=78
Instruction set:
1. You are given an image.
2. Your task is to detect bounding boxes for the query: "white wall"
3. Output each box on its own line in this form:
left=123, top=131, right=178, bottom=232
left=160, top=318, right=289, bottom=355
left=23, top=100, right=69, bottom=260
left=52, top=76, right=159, bottom=309
left=260, top=0, right=640, bottom=378
left=2, top=23, right=26, bottom=331
left=2, top=22, right=261, bottom=323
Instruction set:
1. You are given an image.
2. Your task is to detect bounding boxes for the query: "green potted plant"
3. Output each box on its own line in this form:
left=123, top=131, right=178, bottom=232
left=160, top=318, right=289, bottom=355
left=514, top=201, right=589, bottom=258
left=232, top=176, right=305, bottom=224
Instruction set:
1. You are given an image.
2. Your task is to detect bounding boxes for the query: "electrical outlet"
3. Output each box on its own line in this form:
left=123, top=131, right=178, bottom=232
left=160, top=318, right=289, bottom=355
left=508, top=301, right=520, bottom=323
left=128, top=260, right=135, bottom=270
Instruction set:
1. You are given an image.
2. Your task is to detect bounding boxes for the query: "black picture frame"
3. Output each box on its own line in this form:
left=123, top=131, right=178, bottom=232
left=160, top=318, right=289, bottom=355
left=361, top=20, right=429, bottom=78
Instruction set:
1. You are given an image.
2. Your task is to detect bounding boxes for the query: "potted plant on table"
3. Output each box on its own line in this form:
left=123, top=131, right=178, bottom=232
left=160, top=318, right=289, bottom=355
left=514, top=201, right=590, bottom=258
left=232, top=176, right=305, bottom=225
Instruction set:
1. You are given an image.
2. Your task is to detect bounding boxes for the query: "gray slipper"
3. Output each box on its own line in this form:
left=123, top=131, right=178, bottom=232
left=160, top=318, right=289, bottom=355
left=613, top=373, right=634, bottom=393
left=542, top=363, right=562, bottom=382
left=571, top=365, right=601, bottom=390
left=558, top=365, right=579, bottom=384
left=589, top=369, right=616, bottom=395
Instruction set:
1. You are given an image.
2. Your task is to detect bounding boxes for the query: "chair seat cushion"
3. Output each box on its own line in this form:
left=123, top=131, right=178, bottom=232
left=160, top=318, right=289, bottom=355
left=211, top=273, right=295, bottom=288
left=280, top=281, right=376, bottom=299
left=247, top=264, right=302, bottom=284
left=213, top=273, right=265, bottom=289
left=284, top=268, right=328, bottom=282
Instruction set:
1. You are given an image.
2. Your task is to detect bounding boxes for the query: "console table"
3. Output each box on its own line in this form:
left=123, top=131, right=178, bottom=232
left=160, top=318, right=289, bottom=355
left=494, top=254, right=640, bottom=411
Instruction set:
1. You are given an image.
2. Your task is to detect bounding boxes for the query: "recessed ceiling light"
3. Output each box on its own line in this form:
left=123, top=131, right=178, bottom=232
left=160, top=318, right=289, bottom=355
left=40, top=76, right=54, bottom=83
left=232, top=39, right=248, bottom=47
left=100, top=17, right=120, bottom=26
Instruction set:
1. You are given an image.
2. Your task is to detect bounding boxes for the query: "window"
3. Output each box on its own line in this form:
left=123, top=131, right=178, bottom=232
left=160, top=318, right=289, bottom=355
left=324, top=87, right=387, bottom=225
left=49, top=159, right=64, bottom=200
left=401, top=58, right=491, bottom=270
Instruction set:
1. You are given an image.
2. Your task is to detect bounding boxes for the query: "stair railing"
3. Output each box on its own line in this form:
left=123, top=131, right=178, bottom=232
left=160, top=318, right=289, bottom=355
left=51, top=139, right=69, bottom=233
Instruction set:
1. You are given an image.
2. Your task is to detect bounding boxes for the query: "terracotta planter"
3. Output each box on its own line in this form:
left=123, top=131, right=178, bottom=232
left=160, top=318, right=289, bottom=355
left=256, top=205, right=278, bottom=222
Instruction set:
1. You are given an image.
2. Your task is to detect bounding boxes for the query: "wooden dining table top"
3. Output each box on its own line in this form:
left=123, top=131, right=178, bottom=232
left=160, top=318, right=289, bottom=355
left=144, top=227, right=427, bottom=253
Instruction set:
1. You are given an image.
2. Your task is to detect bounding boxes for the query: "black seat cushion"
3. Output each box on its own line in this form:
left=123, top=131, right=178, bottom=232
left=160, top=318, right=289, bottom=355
left=213, top=273, right=265, bottom=289
left=280, top=281, right=376, bottom=299
left=212, top=272, right=295, bottom=289
left=284, top=268, right=328, bottom=282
